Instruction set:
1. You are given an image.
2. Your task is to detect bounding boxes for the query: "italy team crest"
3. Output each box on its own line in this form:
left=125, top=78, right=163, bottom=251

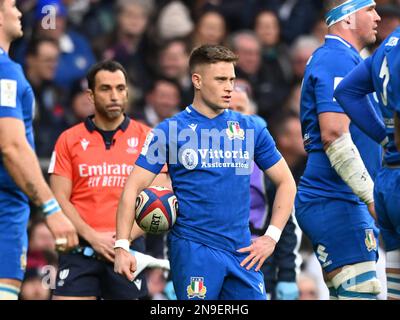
left=187, top=277, right=207, bottom=299
left=226, top=121, right=244, bottom=140
left=365, top=229, right=377, bottom=252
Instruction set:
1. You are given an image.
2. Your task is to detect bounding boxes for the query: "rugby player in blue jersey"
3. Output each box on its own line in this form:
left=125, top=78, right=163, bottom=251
left=295, top=0, right=382, bottom=300
left=334, top=26, right=400, bottom=299
left=114, top=45, right=296, bottom=300
left=0, top=0, right=77, bottom=299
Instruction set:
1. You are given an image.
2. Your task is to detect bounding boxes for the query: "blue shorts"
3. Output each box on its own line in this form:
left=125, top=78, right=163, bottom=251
left=53, top=239, right=148, bottom=299
left=0, top=191, right=30, bottom=281
left=295, top=197, right=379, bottom=273
left=374, top=167, right=400, bottom=251
left=168, top=234, right=266, bottom=300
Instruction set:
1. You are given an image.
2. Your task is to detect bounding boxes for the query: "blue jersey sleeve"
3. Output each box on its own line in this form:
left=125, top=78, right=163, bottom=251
left=0, top=64, right=24, bottom=120
left=388, top=50, right=400, bottom=113
left=252, top=117, right=282, bottom=171
left=135, top=120, right=168, bottom=174
left=313, top=54, right=357, bottom=114
left=334, top=57, right=387, bottom=144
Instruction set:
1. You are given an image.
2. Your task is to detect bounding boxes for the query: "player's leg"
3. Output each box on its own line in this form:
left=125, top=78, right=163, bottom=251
left=322, top=272, right=338, bottom=300
left=296, top=198, right=338, bottom=300
left=51, top=252, right=100, bottom=300
left=386, top=251, right=400, bottom=300
left=219, top=251, right=266, bottom=300
left=297, top=198, right=381, bottom=300
left=0, top=279, right=21, bottom=300
left=374, top=168, right=400, bottom=300
left=0, top=203, right=29, bottom=300
left=168, top=235, right=225, bottom=300
left=324, top=202, right=380, bottom=300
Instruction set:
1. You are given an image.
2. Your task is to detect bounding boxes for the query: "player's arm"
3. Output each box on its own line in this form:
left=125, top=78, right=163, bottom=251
left=50, top=174, right=115, bottom=262
left=114, top=165, right=157, bottom=280
left=334, top=58, right=387, bottom=146
left=313, top=59, right=376, bottom=218
left=0, top=118, right=78, bottom=248
left=239, top=158, right=296, bottom=272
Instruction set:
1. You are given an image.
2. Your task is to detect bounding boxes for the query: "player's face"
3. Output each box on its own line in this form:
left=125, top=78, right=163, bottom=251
left=90, top=70, right=128, bottom=120
left=0, top=0, right=23, bottom=41
left=194, top=61, right=235, bottom=112
left=354, top=5, right=381, bottom=47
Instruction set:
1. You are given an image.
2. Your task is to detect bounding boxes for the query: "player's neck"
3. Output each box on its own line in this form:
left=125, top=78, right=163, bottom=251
left=328, top=28, right=363, bottom=52
left=192, top=96, right=225, bottom=119
left=0, top=37, right=11, bottom=54
left=93, top=114, right=125, bottom=131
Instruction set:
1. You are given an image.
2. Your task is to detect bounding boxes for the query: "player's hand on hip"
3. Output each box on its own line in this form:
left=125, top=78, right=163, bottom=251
left=237, top=235, right=276, bottom=271
left=45, top=211, right=79, bottom=251
left=88, top=231, right=116, bottom=263
left=114, top=248, right=137, bottom=281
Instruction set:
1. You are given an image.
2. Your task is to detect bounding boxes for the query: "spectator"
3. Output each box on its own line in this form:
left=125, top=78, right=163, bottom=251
left=289, top=35, right=320, bottom=84
left=156, top=38, right=193, bottom=106
left=297, top=273, right=320, bottom=300
left=311, top=15, right=329, bottom=45
left=68, top=78, right=94, bottom=124
left=14, top=0, right=97, bottom=90
left=229, top=30, right=284, bottom=121
left=92, top=0, right=155, bottom=108
left=274, top=113, right=307, bottom=184
left=191, top=10, right=227, bottom=48
left=259, top=0, right=320, bottom=44
left=24, top=36, right=69, bottom=158
left=156, top=1, right=194, bottom=42
left=134, top=78, right=181, bottom=127
left=253, top=10, right=292, bottom=116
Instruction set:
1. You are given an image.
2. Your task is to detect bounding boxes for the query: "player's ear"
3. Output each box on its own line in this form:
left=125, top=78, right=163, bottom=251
left=192, top=73, right=201, bottom=90
left=87, top=89, right=95, bottom=104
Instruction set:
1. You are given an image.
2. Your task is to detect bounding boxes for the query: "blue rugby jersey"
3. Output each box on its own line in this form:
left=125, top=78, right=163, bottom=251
left=298, top=35, right=381, bottom=203
left=334, top=27, right=400, bottom=165
left=0, top=48, right=35, bottom=203
left=136, top=105, right=282, bottom=253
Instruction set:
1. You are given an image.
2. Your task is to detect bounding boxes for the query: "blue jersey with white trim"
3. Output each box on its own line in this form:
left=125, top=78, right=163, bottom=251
left=298, top=35, right=381, bottom=203
left=369, top=27, right=400, bottom=165
left=136, top=105, right=282, bottom=253
left=0, top=48, right=35, bottom=200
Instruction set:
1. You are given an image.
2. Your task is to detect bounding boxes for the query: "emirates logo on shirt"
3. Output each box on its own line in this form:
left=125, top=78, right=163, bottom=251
left=81, top=138, right=90, bottom=151
left=127, top=137, right=139, bottom=154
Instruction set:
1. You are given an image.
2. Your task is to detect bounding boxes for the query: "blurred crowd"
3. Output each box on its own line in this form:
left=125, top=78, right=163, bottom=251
left=14, top=0, right=400, bottom=300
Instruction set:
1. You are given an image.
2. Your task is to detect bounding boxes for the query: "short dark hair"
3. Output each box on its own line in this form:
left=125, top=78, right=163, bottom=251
left=324, top=0, right=348, bottom=13
left=26, top=36, right=59, bottom=57
left=86, top=60, right=128, bottom=91
left=188, top=45, right=238, bottom=74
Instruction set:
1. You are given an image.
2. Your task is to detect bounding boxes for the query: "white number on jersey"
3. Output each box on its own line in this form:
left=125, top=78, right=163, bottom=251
left=379, top=56, right=390, bottom=106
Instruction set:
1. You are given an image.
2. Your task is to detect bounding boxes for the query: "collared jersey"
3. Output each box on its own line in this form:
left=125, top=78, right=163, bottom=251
left=0, top=47, right=35, bottom=203
left=49, top=116, right=156, bottom=232
left=298, top=35, right=381, bottom=203
left=136, top=105, right=282, bottom=253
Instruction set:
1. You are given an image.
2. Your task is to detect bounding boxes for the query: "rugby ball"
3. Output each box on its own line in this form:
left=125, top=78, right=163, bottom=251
left=135, top=186, right=178, bottom=234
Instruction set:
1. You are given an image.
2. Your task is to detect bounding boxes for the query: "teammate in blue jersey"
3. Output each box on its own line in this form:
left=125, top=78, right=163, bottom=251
left=114, top=45, right=296, bottom=300
left=295, top=0, right=382, bottom=300
left=334, top=26, right=400, bottom=299
left=0, top=0, right=77, bottom=300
